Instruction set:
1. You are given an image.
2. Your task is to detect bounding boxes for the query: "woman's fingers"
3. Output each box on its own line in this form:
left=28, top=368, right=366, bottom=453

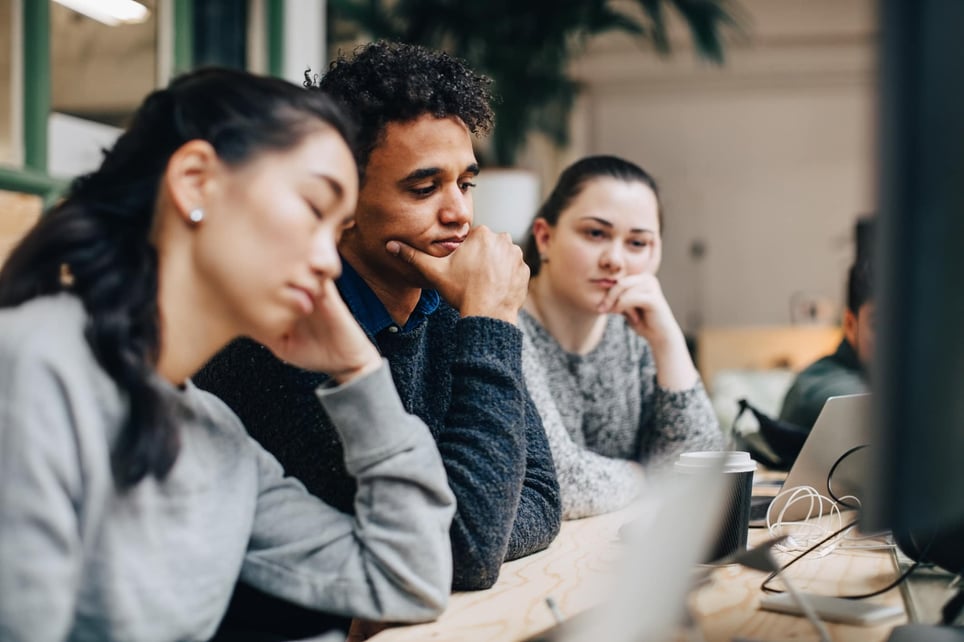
left=599, top=273, right=660, bottom=314
left=266, top=280, right=381, bottom=380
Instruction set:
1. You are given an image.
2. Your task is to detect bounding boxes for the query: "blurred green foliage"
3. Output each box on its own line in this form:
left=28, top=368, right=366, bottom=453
left=328, top=0, right=743, bottom=166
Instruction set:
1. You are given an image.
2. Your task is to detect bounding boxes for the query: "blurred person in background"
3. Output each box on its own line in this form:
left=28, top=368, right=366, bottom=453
left=779, top=257, right=874, bottom=431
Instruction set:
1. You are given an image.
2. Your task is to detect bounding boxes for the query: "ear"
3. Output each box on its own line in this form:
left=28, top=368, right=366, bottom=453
left=843, top=308, right=858, bottom=346
left=161, top=140, right=222, bottom=225
left=531, top=218, right=553, bottom=256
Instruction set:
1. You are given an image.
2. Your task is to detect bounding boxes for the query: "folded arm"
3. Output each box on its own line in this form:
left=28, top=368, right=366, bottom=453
left=241, top=361, right=455, bottom=622
left=637, top=343, right=723, bottom=465
left=440, top=318, right=561, bottom=590
left=522, top=334, right=643, bottom=519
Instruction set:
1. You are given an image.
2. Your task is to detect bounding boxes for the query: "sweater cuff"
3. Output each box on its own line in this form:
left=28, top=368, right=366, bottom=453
left=314, top=359, right=419, bottom=466
left=653, top=376, right=708, bottom=409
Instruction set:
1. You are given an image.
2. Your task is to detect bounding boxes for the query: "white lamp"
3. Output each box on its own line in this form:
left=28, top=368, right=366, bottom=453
left=52, top=0, right=150, bottom=26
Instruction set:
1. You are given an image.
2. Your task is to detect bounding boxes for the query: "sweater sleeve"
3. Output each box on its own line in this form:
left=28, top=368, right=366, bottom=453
left=238, top=361, right=455, bottom=623
left=0, top=344, right=85, bottom=642
left=521, top=334, right=643, bottom=520
left=441, top=318, right=561, bottom=590
left=636, top=342, right=724, bottom=465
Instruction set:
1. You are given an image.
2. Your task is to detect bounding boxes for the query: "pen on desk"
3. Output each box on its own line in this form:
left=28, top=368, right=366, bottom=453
left=545, top=596, right=564, bottom=624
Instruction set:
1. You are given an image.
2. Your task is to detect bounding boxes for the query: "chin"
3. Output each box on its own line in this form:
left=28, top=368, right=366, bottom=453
left=249, top=314, right=298, bottom=346
left=562, top=293, right=604, bottom=317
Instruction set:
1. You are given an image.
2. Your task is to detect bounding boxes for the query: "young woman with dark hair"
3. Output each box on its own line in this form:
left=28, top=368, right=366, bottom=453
left=520, top=155, right=722, bottom=519
left=0, top=67, right=454, bottom=641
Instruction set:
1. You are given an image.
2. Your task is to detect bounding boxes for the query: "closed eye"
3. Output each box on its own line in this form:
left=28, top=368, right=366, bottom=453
left=410, top=183, right=438, bottom=197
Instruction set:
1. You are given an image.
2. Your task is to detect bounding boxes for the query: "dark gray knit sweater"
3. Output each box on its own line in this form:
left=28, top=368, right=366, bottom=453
left=195, top=300, right=561, bottom=591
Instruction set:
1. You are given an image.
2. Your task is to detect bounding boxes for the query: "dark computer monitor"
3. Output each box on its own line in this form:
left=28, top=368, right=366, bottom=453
left=863, top=0, right=964, bottom=626
left=866, top=3, right=964, bottom=638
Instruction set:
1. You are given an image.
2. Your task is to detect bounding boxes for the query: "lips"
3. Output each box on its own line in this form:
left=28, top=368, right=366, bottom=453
left=591, top=278, right=618, bottom=288
left=432, top=236, right=466, bottom=254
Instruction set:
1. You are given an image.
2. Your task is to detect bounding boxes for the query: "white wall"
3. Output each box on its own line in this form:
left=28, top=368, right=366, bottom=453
left=47, top=112, right=121, bottom=178
left=282, top=0, right=325, bottom=83
left=558, top=0, right=877, bottom=330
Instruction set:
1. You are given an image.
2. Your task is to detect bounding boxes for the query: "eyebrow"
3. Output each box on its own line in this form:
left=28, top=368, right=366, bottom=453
left=578, top=216, right=655, bottom=235
left=399, top=163, right=481, bottom=185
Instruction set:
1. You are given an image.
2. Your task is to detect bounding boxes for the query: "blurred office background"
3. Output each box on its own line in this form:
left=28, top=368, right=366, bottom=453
left=0, top=0, right=874, bottom=364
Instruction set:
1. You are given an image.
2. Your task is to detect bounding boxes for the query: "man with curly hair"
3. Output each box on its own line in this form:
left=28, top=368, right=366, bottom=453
left=196, top=41, right=561, bottom=612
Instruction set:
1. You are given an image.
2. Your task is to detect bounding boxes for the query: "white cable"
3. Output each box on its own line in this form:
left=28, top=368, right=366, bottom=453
left=766, top=485, right=851, bottom=556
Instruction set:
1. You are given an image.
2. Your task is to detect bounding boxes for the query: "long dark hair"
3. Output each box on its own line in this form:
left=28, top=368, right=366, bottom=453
left=523, top=155, right=661, bottom=276
left=0, top=67, right=357, bottom=488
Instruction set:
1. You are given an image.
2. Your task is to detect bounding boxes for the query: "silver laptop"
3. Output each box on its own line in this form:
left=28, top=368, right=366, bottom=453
left=527, top=458, right=728, bottom=642
left=765, top=393, right=872, bottom=523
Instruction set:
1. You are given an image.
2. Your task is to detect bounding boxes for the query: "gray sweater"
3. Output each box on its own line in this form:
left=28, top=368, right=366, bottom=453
left=519, top=310, right=722, bottom=519
left=0, top=294, right=455, bottom=642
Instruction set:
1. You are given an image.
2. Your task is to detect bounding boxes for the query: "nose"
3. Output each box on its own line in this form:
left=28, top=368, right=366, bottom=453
left=600, top=242, right=624, bottom=273
left=308, top=227, right=342, bottom=281
left=438, top=182, right=472, bottom=228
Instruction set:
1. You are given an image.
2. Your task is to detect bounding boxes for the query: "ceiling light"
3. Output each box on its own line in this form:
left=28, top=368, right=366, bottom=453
left=52, top=0, right=150, bottom=26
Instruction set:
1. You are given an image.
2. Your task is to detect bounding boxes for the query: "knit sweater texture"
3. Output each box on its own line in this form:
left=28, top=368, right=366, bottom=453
left=195, top=298, right=561, bottom=590
left=519, top=310, right=723, bottom=519
left=0, top=294, right=455, bottom=642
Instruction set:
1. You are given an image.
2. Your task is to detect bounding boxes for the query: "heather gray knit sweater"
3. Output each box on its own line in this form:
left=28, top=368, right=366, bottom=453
left=196, top=299, right=561, bottom=591
left=519, top=310, right=722, bottom=519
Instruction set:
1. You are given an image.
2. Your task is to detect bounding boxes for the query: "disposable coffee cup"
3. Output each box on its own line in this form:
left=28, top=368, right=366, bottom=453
left=675, top=451, right=756, bottom=563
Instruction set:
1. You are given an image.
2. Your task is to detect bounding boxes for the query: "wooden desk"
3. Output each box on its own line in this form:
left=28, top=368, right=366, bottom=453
left=368, top=508, right=629, bottom=641
left=368, top=509, right=905, bottom=642
left=701, top=526, right=904, bottom=641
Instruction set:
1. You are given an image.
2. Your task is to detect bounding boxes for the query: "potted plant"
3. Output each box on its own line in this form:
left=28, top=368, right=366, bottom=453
left=327, top=0, right=741, bottom=239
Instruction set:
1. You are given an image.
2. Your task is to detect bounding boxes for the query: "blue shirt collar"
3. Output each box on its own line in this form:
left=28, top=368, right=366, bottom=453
left=337, top=258, right=441, bottom=336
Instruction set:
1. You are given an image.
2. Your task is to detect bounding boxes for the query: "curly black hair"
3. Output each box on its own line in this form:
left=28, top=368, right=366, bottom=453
left=307, top=40, right=494, bottom=172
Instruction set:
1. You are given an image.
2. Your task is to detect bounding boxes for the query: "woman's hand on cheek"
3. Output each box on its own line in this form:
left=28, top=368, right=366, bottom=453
left=597, top=274, right=681, bottom=345
left=601, top=273, right=698, bottom=390
left=265, top=280, right=382, bottom=384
